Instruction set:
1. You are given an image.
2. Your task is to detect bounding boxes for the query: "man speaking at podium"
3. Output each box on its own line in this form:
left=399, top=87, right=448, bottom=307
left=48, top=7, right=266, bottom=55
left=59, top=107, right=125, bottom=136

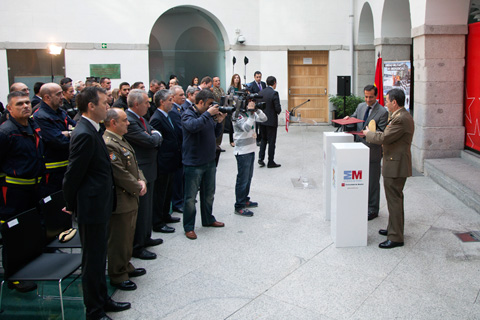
left=345, top=84, right=388, bottom=221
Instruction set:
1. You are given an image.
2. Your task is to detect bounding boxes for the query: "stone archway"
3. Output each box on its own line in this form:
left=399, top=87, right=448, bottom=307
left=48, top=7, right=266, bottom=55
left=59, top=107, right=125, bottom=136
left=148, top=6, right=226, bottom=89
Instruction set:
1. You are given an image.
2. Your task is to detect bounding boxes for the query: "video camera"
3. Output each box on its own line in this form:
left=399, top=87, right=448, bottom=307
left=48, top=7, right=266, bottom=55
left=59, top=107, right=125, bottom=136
left=218, top=89, right=266, bottom=119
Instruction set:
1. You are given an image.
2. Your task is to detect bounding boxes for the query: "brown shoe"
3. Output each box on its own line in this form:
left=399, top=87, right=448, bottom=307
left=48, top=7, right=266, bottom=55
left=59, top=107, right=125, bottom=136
left=205, top=221, right=225, bottom=228
left=185, top=231, right=197, bottom=240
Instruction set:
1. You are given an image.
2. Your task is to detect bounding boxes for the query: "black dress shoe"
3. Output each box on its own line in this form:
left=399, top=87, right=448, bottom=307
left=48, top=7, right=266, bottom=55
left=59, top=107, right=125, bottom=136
left=153, top=225, right=175, bottom=233
left=368, top=212, right=379, bottom=220
left=258, top=160, right=265, bottom=167
left=104, top=299, right=131, bottom=312
left=145, top=238, right=163, bottom=246
left=132, top=249, right=157, bottom=260
left=110, top=280, right=137, bottom=291
left=379, top=229, right=388, bottom=236
left=128, top=268, right=146, bottom=277
left=379, top=239, right=404, bottom=249
left=172, top=207, right=183, bottom=213
left=166, top=216, right=181, bottom=223
left=267, top=162, right=281, bottom=168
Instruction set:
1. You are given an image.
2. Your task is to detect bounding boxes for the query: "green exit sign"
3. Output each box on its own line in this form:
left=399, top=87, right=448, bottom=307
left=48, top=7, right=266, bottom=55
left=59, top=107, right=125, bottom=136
left=101, top=43, right=107, bottom=49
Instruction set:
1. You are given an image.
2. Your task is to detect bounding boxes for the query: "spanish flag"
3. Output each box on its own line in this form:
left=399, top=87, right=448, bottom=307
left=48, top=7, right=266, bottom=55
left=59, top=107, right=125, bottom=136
left=374, top=54, right=384, bottom=106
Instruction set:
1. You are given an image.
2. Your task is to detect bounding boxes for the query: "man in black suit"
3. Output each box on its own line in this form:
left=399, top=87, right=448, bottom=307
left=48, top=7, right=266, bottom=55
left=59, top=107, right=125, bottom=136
left=63, top=87, right=130, bottom=320
left=150, top=89, right=182, bottom=233
left=169, top=85, right=186, bottom=213
left=258, top=76, right=282, bottom=168
left=123, top=89, right=163, bottom=260
left=248, top=71, right=267, bottom=145
left=248, top=71, right=266, bottom=93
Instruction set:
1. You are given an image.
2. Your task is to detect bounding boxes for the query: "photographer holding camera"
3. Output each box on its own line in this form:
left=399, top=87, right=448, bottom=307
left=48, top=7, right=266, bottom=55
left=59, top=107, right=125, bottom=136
left=232, top=98, right=267, bottom=217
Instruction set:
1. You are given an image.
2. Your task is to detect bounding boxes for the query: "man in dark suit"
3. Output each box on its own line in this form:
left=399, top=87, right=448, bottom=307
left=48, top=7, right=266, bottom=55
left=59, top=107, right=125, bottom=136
left=103, top=108, right=147, bottom=292
left=364, top=88, right=414, bottom=249
left=169, top=85, right=186, bottom=213
left=150, top=89, right=182, bottom=233
left=247, top=71, right=266, bottom=93
left=124, top=89, right=163, bottom=260
left=63, top=87, right=130, bottom=320
left=258, top=76, right=282, bottom=168
left=248, top=71, right=266, bottom=145
left=345, top=84, right=388, bottom=221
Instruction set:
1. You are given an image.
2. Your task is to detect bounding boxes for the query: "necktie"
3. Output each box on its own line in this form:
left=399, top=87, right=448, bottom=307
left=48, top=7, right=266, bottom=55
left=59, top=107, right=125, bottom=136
left=257, top=82, right=262, bottom=91
left=167, top=115, right=174, bottom=128
left=139, top=117, right=147, bottom=131
left=363, top=107, right=371, bottom=128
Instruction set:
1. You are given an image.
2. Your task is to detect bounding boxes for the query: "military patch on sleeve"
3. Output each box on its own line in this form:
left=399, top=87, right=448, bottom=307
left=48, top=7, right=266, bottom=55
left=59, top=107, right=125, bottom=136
left=109, top=153, right=117, bottom=161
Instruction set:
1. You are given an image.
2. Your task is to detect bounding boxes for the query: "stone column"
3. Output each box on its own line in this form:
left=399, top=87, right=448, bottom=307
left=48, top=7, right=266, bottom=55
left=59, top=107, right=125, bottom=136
left=411, top=25, right=467, bottom=172
left=355, top=44, right=375, bottom=95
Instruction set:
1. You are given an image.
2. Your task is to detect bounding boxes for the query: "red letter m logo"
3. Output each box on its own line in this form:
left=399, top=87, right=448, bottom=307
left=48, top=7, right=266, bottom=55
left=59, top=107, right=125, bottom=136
left=352, top=170, right=362, bottom=180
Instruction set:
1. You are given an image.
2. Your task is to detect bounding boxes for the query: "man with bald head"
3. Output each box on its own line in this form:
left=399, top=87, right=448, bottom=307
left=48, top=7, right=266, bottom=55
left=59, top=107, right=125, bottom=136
left=33, top=83, right=76, bottom=195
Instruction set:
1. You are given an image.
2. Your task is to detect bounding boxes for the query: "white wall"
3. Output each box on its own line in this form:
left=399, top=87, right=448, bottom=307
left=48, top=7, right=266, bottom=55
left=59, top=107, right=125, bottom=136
left=0, top=50, right=8, bottom=103
left=65, top=49, right=149, bottom=91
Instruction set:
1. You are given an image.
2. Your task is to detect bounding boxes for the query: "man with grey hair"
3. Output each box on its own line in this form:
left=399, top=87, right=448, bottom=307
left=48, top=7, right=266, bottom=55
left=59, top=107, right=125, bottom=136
left=124, top=89, right=163, bottom=260
left=74, top=80, right=85, bottom=94
left=169, top=85, right=186, bottom=213
left=104, top=107, right=147, bottom=291
left=1, top=83, right=31, bottom=124
left=150, top=89, right=182, bottom=234
left=181, top=86, right=199, bottom=112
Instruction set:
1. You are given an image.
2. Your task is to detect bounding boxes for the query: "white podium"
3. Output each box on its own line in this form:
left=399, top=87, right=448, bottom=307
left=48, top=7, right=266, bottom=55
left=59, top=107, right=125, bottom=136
left=331, top=142, right=369, bottom=247
left=323, top=132, right=353, bottom=221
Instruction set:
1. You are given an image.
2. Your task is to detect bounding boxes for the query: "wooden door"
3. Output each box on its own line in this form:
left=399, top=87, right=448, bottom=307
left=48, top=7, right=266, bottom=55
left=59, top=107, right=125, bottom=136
left=288, top=51, right=329, bottom=123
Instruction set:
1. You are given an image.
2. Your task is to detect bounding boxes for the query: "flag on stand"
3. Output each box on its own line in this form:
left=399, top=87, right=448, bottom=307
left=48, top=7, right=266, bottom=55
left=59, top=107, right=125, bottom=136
left=285, top=110, right=290, bottom=132
left=374, top=54, right=384, bottom=106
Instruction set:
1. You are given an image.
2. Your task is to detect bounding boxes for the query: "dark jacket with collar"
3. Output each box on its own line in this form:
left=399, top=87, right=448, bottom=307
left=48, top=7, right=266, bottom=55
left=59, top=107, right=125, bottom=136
left=182, top=104, right=223, bottom=166
left=33, top=101, right=76, bottom=170
left=150, top=109, right=182, bottom=174
left=258, top=86, right=282, bottom=127
left=124, top=110, right=162, bottom=182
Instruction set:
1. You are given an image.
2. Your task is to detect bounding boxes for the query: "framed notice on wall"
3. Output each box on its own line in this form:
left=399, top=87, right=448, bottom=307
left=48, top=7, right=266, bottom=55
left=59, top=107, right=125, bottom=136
left=383, top=61, right=411, bottom=111
left=90, top=64, right=121, bottom=79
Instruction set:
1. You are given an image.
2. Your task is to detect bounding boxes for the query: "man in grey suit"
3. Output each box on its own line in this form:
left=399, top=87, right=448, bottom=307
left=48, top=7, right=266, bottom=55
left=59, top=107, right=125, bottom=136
left=364, top=88, right=414, bottom=249
left=345, top=84, right=388, bottom=220
left=123, top=89, right=163, bottom=260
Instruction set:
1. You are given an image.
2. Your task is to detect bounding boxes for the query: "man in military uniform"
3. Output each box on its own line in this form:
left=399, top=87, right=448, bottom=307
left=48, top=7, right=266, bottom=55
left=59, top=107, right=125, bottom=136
left=103, top=108, right=147, bottom=291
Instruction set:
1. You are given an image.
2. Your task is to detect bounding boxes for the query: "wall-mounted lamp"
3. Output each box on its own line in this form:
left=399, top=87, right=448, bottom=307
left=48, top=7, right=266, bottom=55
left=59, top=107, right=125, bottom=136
left=48, top=44, right=62, bottom=82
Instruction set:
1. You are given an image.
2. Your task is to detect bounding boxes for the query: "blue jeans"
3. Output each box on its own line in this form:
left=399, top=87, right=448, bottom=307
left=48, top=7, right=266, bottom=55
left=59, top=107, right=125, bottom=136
left=235, top=152, right=255, bottom=210
left=183, top=160, right=217, bottom=232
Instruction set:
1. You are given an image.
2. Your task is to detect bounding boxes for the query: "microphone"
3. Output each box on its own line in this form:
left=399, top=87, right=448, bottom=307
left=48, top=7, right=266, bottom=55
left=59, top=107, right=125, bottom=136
left=233, top=56, right=236, bottom=65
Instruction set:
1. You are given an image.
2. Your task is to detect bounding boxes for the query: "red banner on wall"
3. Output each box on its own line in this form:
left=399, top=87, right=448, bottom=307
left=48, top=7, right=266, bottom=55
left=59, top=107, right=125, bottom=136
left=465, top=23, right=480, bottom=152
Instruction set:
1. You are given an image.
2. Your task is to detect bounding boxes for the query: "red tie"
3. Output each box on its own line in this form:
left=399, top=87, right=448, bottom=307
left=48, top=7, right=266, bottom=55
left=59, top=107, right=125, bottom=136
left=140, top=117, right=147, bottom=131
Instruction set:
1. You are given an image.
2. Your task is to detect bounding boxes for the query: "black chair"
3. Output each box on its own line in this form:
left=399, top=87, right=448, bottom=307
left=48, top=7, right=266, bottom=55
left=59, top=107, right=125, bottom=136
left=39, top=190, right=81, bottom=249
left=0, top=207, right=82, bottom=320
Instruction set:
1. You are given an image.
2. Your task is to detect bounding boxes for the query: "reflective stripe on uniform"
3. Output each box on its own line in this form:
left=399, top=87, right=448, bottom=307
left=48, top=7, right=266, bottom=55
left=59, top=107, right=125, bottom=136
left=45, top=160, right=69, bottom=169
left=5, top=176, right=42, bottom=185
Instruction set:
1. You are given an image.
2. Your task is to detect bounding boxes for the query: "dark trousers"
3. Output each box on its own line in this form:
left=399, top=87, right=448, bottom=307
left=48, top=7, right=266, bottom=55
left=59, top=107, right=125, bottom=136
left=41, top=169, right=66, bottom=198
left=235, top=152, right=255, bottom=210
left=384, top=177, right=407, bottom=243
left=79, top=222, right=109, bottom=319
left=171, top=167, right=184, bottom=211
left=108, top=209, right=137, bottom=284
left=368, top=160, right=382, bottom=213
left=0, top=183, right=40, bottom=221
left=183, top=161, right=217, bottom=232
left=153, top=172, right=174, bottom=228
left=133, top=180, right=154, bottom=252
left=258, top=125, right=278, bottom=164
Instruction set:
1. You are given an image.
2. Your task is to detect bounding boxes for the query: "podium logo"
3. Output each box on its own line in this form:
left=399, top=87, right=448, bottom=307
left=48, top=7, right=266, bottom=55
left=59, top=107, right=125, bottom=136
left=344, top=170, right=362, bottom=180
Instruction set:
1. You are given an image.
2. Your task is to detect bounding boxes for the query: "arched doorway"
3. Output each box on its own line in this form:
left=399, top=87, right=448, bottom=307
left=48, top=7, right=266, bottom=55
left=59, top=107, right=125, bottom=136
left=148, top=7, right=226, bottom=89
left=356, top=2, right=375, bottom=95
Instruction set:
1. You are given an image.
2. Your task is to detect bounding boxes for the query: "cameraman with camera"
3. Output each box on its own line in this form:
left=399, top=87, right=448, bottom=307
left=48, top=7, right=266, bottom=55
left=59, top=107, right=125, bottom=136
left=231, top=97, right=267, bottom=217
